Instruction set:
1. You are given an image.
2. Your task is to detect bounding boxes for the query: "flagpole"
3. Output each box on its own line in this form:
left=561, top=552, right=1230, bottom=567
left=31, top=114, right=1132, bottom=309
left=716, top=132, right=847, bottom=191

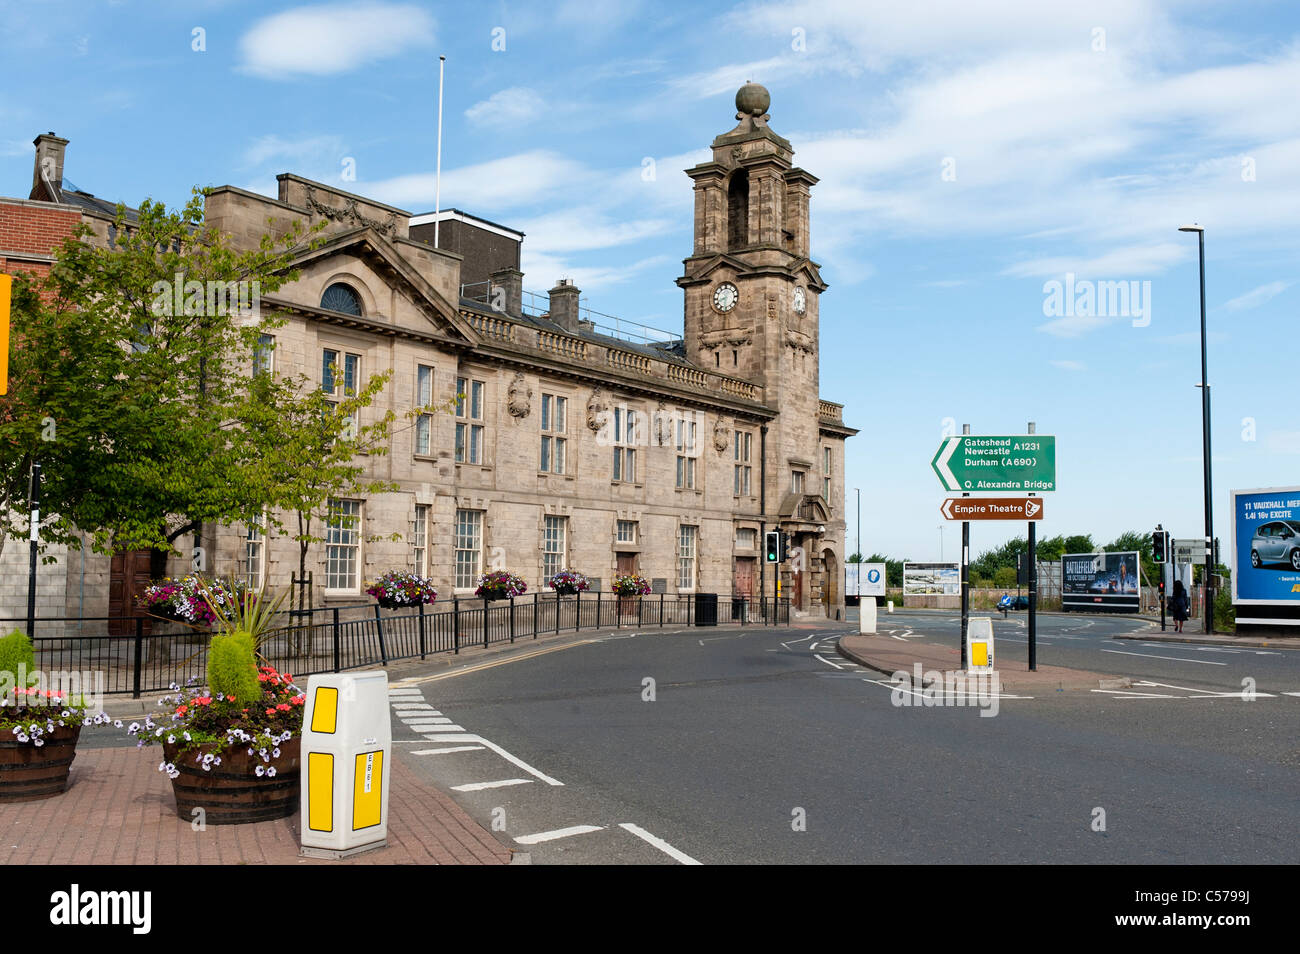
left=434, top=55, right=445, bottom=248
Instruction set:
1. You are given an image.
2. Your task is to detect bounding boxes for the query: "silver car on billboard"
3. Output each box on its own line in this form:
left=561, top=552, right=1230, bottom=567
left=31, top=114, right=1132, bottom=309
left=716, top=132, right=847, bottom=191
left=1250, top=520, right=1300, bottom=571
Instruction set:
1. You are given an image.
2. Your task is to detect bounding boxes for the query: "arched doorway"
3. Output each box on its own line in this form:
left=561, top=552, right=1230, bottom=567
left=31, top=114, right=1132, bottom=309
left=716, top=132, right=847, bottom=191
left=822, top=549, right=839, bottom=618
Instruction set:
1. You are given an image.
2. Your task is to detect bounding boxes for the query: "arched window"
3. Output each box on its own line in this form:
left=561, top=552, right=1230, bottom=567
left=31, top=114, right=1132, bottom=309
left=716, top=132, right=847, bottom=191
left=320, top=282, right=363, bottom=316
left=727, top=172, right=749, bottom=250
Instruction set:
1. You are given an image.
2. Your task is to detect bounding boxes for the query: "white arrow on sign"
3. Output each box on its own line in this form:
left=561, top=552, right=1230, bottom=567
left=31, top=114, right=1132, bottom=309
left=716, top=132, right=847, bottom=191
left=941, top=498, right=955, bottom=519
left=935, top=437, right=960, bottom=490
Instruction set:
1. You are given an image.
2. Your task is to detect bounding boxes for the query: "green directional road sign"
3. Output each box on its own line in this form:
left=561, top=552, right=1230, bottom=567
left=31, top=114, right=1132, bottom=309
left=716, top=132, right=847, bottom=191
left=931, top=435, right=1056, bottom=492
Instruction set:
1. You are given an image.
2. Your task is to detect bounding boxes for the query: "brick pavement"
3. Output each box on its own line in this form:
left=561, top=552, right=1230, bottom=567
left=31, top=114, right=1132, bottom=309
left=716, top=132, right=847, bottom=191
left=0, top=746, right=511, bottom=865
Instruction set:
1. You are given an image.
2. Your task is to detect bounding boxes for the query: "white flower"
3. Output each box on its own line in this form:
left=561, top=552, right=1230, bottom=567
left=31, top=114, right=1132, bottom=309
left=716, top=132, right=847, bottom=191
left=255, top=765, right=265, bottom=777
left=168, top=735, right=176, bottom=744
left=266, top=766, right=276, bottom=778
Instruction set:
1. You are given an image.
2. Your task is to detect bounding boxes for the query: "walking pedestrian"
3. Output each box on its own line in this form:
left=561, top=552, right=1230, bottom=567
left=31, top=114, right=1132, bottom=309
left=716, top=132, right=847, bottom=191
left=1170, top=580, right=1190, bottom=633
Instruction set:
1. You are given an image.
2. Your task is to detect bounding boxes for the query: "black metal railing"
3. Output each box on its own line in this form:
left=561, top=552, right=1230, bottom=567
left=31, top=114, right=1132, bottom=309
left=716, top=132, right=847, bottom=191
left=0, top=593, right=790, bottom=698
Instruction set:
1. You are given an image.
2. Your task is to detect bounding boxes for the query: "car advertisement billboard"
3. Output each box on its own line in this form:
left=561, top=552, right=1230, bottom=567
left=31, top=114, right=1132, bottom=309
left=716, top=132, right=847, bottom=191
left=1231, top=486, right=1300, bottom=608
left=1061, top=551, right=1140, bottom=612
left=902, top=562, right=960, bottom=596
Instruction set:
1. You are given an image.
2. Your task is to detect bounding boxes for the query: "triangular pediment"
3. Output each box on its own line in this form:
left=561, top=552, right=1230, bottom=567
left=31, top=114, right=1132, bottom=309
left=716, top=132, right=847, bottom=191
left=278, top=227, right=478, bottom=344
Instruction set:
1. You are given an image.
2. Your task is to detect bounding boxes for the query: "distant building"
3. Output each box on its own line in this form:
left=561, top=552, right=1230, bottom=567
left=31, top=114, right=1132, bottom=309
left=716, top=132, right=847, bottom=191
left=1, top=84, right=856, bottom=629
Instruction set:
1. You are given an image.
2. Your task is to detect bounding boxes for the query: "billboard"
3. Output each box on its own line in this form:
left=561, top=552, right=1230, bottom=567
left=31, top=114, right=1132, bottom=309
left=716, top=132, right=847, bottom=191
left=902, top=562, right=960, bottom=596
left=1061, top=551, right=1140, bottom=612
left=846, top=563, right=887, bottom=598
left=1231, top=487, right=1300, bottom=617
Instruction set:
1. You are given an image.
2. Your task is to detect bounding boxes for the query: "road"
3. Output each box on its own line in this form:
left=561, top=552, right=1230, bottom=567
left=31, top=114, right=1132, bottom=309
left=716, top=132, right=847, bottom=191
left=383, top=613, right=1300, bottom=864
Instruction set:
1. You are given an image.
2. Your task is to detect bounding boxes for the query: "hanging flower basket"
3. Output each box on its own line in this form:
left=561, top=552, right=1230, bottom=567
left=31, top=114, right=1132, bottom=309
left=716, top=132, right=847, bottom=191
left=611, top=574, right=652, bottom=597
left=546, top=570, right=590, bottom=596
left=366, top=570, right=437, bottom=609
left=475, top=571, right=527, bottom=601
left=137, top=575, right=253, bottom=628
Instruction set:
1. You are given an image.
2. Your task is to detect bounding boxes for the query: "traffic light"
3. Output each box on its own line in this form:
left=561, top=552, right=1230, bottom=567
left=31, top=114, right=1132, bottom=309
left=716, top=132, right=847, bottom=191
left=1152, top=528, right=1167, bottom=564
left=765, top=530, right=780, bottom=563
left=781, top=531, right=792, bottom=563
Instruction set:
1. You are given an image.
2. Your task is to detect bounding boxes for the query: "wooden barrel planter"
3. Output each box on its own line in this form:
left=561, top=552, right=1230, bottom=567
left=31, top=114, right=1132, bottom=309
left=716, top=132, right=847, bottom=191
left=162, top=737, right=300, bottom=825
left=0, top=724, right=81, bottom=802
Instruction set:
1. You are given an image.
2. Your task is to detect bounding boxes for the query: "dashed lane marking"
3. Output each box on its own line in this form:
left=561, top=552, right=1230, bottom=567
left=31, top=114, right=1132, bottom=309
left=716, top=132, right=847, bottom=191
left=618, top=823, right=703, bottom=865
left=452, top=778, right=533, bottom=792
left=412, top=745, right=486, bottom=755
left=514, top=825, right=604, bottom=845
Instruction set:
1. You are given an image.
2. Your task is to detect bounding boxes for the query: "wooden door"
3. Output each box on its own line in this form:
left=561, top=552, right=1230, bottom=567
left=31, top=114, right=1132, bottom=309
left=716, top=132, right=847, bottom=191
left=615, top=553, right=637, bottom=621
left=109, top=549, right=156, bottom=635
left=732, top=557, right=754, bottom=597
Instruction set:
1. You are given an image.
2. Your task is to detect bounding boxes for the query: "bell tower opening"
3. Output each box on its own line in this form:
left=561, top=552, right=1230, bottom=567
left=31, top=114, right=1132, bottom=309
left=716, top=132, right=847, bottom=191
left=727, top=171, right=749, bottom=251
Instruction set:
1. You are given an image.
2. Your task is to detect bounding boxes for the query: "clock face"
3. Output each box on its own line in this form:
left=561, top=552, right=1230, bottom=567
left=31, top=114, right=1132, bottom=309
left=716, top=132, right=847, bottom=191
left=793, top=287, right=807, bottom=315
left=712, top=282, right=739, bottom=313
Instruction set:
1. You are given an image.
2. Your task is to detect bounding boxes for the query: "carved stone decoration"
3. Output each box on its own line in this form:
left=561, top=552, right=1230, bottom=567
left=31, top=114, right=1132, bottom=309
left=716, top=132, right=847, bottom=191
left=785, top=330, right=814, bottom=354
left=713, top=417, right=731, bottom=454
left=586, top=386, right=608, bottom=432
left=506, top=371, right=532, bottom=419
left=303, top=185, right=398, bottom=238
left=654, top=402, right=671, bottom=446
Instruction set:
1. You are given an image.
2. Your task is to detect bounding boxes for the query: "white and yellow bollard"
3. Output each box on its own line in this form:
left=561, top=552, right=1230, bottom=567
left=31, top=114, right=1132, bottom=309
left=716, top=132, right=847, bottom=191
left=300, top=671, right=392, bottom=859
left=966, top=617, right=995, bottom=675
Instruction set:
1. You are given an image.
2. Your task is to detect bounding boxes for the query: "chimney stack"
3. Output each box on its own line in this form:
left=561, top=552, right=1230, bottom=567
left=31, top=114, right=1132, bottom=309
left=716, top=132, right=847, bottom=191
left=548, top=279, right=581, bottom=333
left=489, top=267, right=523, bottom=318
left=30, top=132, right=69, bottom=202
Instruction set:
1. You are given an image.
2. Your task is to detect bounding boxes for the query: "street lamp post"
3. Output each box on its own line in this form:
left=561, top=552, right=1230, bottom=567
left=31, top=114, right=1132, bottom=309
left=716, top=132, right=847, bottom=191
left=1179, top=223, right=1213, bottom=634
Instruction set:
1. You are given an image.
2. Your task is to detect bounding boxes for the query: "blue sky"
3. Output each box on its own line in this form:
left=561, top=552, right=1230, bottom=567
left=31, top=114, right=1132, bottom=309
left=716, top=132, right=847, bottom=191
left=2, top=0, right=1298, bottom=565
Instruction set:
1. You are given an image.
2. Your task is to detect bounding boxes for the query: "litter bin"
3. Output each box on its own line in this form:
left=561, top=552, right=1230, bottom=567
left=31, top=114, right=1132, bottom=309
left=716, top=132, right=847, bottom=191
left=694, top=592, right=718, bottom=626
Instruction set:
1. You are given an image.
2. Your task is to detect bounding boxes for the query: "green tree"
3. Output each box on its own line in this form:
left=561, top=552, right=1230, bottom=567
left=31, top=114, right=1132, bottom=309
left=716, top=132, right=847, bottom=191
left=0, top=192, right=322, bottom=564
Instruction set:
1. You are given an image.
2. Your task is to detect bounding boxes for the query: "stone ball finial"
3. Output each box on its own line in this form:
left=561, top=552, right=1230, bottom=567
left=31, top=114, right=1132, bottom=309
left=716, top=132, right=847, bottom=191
left=735, top=81, right=770, bottom=118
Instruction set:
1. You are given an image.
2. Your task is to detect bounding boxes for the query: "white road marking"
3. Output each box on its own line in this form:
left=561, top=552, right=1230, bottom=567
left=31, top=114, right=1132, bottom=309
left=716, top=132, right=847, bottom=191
left=1133, top=680, right=1277, bottom=699
left=416, top=725, right=466, bottom=732
left=411, top=745, right=486, bottom=755
left=618, top=823, right=702, bottom=865
left=392, top=703, right=438, bottom=710
left=1284, top=692, right=1300, bottom=698
left=814, top=654, right=844, bottom=669
left=514, top=825, right=604, bottom=845
left=1100, top=649, right=1226, bottom=666
left=404, top=716, right=454, bottom=724
left=388, top=688, right=422, bottom=695
left=780, top=634, right=819, bottom=649
left=417, top=733, right=564, bottom=786
left=862, top=678, right=1033, bottom=700
left=452, top=778, right=533, bottom=792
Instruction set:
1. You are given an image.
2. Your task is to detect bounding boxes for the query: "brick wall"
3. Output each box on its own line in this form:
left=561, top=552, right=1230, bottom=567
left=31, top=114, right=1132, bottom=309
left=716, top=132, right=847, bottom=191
left=0, top=198, right=80, bottom=277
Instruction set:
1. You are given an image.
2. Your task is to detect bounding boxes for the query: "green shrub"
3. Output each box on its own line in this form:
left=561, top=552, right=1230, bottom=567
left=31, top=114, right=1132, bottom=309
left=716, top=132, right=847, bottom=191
left=1214, top=588, right=1236, bottom=632
left=207, top=631, right=262, bottom=705
left=0, top=628, right=37, bottom=690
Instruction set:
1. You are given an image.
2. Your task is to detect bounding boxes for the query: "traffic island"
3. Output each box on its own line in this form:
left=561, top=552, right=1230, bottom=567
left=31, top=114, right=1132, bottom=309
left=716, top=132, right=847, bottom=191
left=836, top=634, right=1127, bottom=692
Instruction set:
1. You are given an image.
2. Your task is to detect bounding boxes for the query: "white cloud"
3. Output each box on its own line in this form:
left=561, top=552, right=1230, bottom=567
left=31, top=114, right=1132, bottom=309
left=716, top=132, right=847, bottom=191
left=465, top=88, right=547, bottom=128
left=520, top=252, right=673, bottom=295
left=241, top=134, right=347, bottom=168
left=1265, top=431, right=1300, bottom=455
left=1224, top=280, right=1291, bottom=311
left=1003, top=243, right=1189, bottom=279
left=1036, top=314, right=1122, bottom=338
left=238, top=3, right=435, bottom=79
left=512, top=209, right=674, bottom=254
left=362, top=150, right=589, bottom=212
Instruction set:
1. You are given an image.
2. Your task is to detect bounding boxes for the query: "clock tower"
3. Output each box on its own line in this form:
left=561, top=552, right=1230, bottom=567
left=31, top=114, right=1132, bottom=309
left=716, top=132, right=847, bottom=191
left=677, top=82, right=828, bottom=514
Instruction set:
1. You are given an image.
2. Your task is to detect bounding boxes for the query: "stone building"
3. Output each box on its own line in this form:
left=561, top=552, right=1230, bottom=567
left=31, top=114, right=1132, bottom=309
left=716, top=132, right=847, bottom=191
left=2, top=84, right=856, bottom=627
